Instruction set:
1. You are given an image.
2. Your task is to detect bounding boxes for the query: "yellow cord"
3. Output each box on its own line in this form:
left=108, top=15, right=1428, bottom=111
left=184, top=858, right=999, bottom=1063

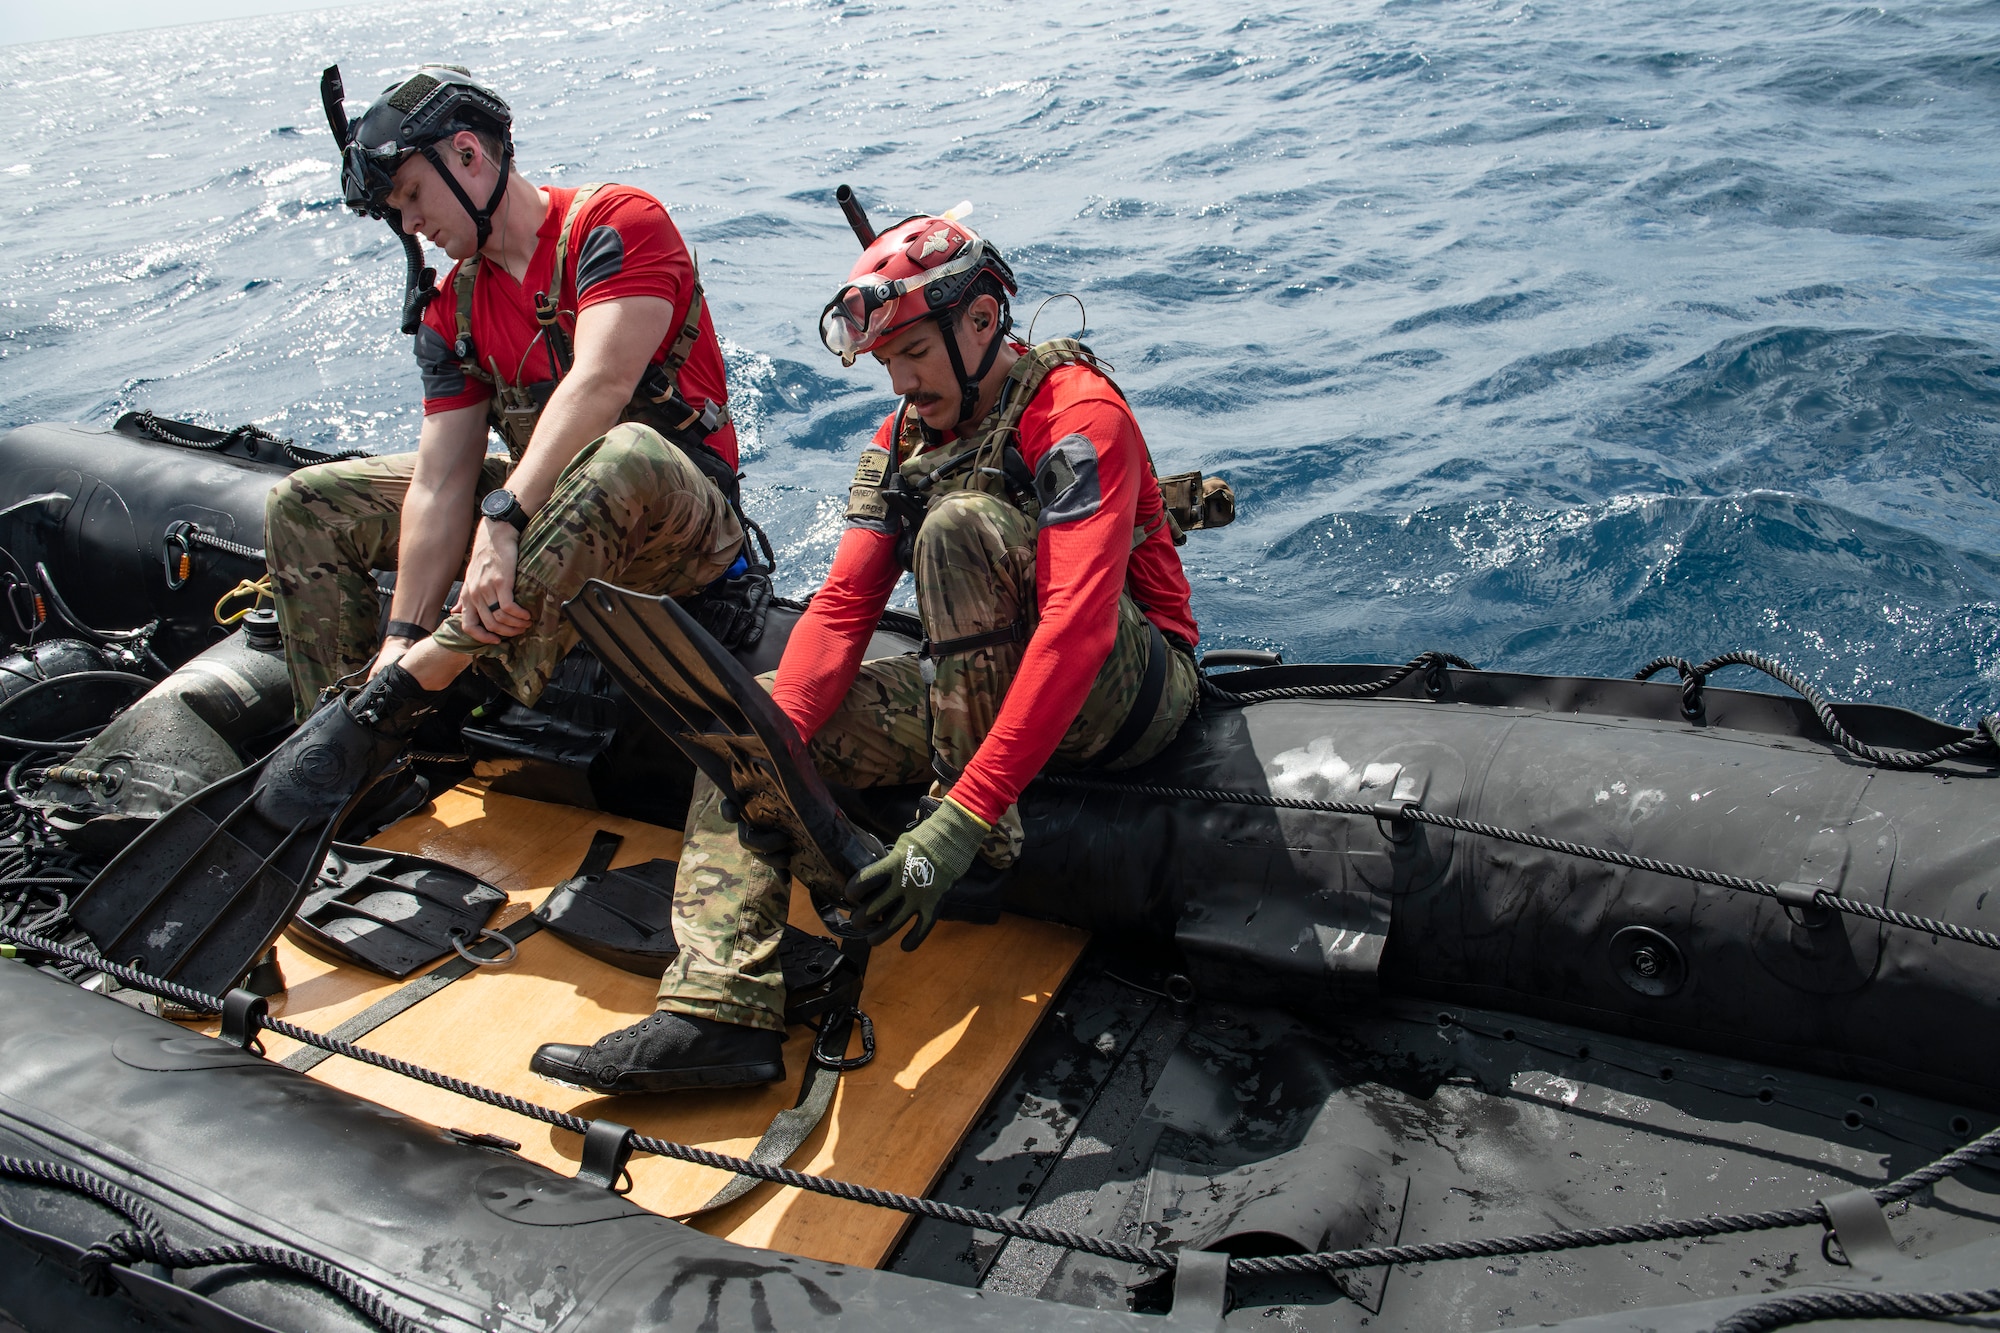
left=214, top=574, right=274, bottom=626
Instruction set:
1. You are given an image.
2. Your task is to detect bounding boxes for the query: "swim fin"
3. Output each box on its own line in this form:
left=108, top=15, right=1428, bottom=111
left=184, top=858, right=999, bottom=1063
left=70, top=666, right=437, bottom=998
left=563, top=579, right=886, bottom=915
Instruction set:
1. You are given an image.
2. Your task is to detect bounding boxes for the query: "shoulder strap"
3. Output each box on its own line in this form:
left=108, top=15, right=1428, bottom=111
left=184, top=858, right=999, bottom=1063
left=546, top=182, right=607, bottom=319
left=454, top=258, right=493, bottom=385
left=987, top=337, right=1115, bottom=443
left=659, top=247, right=707, bottom=380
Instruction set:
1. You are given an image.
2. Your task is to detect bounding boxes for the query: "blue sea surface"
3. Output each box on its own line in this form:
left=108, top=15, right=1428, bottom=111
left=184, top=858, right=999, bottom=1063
left=2, top=0, right=1997, bottom=723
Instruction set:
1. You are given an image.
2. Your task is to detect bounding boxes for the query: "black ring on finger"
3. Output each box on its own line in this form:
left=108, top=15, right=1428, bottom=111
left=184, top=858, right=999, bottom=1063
left=486, top=601, right=502, bottom=613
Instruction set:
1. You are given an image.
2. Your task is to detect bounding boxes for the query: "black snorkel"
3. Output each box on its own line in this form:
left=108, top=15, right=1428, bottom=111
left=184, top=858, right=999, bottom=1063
left=323, top=65, right=436, bottom=336
left=837, top=182, right=876, bottom=247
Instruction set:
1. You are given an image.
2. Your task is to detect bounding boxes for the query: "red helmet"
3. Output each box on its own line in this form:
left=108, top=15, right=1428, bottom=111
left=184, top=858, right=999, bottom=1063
left=819, top=214, right=1018, bottom=367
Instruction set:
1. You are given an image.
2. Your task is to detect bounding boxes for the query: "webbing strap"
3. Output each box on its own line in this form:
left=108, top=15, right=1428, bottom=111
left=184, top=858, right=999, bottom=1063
left=657, top=246, right=709, bottom=386
left=278, top=912, right=544, bottom=1073
left=546, top=182, right=607, bottom=321
left=920, top=621, right=1026, bottom=660
left=1089, top=619, right=1169, bottom=770
left=677, top=1013, right=851, bottom=1217
left=454, top=258, right=485, bottom=383
left=277, top=830, right=621, bottom=1073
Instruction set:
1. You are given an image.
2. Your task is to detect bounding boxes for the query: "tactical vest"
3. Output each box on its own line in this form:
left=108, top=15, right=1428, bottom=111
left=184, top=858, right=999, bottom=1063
left=451, top=183, right=739, bottom=507
left=845, top=337, right=1234, bottom=567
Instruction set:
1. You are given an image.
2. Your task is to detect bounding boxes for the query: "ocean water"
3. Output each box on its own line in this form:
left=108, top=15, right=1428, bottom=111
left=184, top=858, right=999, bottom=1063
left=3, top=0, right=1997, bottom=724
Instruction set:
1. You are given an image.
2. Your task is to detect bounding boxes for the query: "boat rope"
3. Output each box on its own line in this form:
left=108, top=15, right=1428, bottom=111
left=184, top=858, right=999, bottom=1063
left=1200, top=649, right=1474, bottom=705
left=1710, top=1286, right=2000, bottom=1332
left=1198, top=647, right=1999, bottom=773
left=3, top=922, right=1997, bottom=1292
left=126, top=410, right=371, bottom=470
left=1637, top=652, right=2000, bottom=770
left=0, top=1156, right=423, bottom=1333
left=1035, top=776, right=2000, bottom=954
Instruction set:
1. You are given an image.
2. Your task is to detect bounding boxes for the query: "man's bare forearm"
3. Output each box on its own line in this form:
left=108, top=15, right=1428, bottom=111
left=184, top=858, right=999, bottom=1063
left=387, top=410, right=487, bottom=635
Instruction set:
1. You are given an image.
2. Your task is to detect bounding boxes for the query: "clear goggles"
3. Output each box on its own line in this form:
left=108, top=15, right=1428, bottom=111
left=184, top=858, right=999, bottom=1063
left=818, top=243, right=988, bottom=366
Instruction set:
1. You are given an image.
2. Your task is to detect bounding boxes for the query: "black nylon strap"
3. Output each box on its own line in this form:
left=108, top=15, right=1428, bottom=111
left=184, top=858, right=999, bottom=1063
left=678, top=1011, right=852, bottom=1217
left=1088, top=619, right=1169, bottom=770
left=921, top=621, right=1026, bottom=660
left=278, top=830, right=623, bottom=1074
left=278, top=911, right=543, bottom=1073
left=383, top=620, right=432, bottom=643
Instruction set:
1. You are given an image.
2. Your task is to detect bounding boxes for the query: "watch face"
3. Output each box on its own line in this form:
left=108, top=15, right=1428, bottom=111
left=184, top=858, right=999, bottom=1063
left=481, top=489, right=513, bottom=518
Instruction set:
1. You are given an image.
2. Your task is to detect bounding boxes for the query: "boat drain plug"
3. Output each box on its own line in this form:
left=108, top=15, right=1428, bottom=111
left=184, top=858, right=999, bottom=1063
left=1611, top=926, right=1687, bottom=998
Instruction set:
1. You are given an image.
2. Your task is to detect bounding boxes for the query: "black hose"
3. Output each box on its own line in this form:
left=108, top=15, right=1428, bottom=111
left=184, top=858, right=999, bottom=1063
left=0, top=672, right=156, bottom=754
left=31, top=565, right=169, bottom=673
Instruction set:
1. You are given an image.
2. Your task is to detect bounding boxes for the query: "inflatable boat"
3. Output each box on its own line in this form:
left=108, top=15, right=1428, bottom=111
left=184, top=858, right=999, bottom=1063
left=2, top=414, right=1999, bottom=1333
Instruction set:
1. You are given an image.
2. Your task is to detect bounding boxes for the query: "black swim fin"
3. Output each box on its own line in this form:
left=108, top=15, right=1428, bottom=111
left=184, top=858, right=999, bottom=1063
left=70, top=668, right=435, bottom=998
left=562, top=579, right=887, bottom=916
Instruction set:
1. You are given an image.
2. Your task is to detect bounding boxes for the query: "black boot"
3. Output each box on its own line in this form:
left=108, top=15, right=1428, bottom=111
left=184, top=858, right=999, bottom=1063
left=530, top=1011, right=784, bottom=1094
left=337, top=756, right=432, bottom=840
left=253, top=664, right=440, bottom=829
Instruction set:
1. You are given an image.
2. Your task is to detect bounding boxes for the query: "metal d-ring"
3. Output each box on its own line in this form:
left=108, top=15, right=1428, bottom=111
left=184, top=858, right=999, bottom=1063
left=450, top=927, right=518, bottom=967
left=813, top=1008, right=876, bottom=1071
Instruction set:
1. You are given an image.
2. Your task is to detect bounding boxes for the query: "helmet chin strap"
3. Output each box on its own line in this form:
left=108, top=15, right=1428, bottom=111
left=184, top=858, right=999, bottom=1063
left=936, top=307, right=1007, bottom=429
left=419, top=141, right=512, bottom=251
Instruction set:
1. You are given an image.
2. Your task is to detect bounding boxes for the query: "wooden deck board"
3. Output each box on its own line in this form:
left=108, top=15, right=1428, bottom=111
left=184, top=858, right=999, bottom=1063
left=245, top=784, right=1085, bottom=1268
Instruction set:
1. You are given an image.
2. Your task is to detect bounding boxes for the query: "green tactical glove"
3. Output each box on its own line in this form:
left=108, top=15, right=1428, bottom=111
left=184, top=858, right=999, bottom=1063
left=849, top=797, right=990, bottom=951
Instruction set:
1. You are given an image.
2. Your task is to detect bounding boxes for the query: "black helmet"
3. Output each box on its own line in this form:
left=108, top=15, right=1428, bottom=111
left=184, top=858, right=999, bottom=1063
left=334, top=64, right=514, bottom=249
left=321, top=63, right=514, bottom=334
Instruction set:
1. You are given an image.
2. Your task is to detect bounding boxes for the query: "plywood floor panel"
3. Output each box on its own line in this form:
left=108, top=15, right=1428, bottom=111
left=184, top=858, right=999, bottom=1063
left=232, top=784, right=1084, bottom=1269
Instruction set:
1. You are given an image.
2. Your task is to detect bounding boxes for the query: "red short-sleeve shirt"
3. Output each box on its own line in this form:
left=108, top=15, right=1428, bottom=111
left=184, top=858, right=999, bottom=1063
left=413, top=184, right=737, bottom=469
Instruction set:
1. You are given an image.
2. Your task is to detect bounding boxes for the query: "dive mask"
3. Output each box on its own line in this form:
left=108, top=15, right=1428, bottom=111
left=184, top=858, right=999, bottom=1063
left=819, top=240, right=994, bottom=366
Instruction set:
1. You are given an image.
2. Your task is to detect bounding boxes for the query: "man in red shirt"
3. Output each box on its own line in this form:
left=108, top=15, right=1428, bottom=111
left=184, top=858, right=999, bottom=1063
left=261, top=65, right=750, bottom=819
left=530, top=211, right=1203, bottom=1093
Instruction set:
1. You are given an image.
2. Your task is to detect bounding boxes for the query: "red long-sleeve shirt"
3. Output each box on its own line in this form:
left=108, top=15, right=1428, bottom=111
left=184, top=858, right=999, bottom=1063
left=771, top=358, right=1198, bottom=825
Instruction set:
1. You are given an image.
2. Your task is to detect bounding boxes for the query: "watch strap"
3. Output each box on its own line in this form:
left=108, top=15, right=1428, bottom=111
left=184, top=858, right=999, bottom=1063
left=383, top=620, right=432, bottom=643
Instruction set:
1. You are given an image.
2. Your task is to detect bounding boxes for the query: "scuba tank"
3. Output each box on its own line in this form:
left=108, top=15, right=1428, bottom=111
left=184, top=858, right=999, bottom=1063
left=25, top=612, right=294, bottom=857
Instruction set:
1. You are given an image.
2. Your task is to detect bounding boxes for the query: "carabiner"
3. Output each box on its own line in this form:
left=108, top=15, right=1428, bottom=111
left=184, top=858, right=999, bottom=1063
left=162, top=520, right=196, bottom=591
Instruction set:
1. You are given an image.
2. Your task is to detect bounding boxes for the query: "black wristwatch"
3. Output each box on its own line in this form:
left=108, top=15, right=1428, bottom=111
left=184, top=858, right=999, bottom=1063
left=480, top=488, right=530, bottom=533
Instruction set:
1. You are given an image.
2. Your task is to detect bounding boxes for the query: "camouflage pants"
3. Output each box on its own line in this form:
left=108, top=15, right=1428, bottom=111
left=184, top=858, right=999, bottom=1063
left=658, top=489, right=1198, bottom=1031
left=265, top=423, right=743, bottom=719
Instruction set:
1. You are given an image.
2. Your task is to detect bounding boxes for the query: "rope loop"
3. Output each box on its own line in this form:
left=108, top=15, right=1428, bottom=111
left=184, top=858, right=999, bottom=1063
left=1203, top=649, right=1478, bottom=708
left=1639, top=649, right=1999, bottom=770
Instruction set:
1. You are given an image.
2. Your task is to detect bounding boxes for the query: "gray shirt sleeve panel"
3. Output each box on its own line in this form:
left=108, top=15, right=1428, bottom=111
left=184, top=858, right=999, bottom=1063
left=574, top=225, right=627, bottom=297
left=414, top=323, right=468, bottom=401
left=1034, top=432, right=1104, bottom=529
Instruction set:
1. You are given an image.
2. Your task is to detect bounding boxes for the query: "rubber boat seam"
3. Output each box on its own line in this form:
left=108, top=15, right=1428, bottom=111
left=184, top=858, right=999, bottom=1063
left=1033, top=776, right=2000, bottom=953
left=4, top=923, right=1997, bottom=1284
